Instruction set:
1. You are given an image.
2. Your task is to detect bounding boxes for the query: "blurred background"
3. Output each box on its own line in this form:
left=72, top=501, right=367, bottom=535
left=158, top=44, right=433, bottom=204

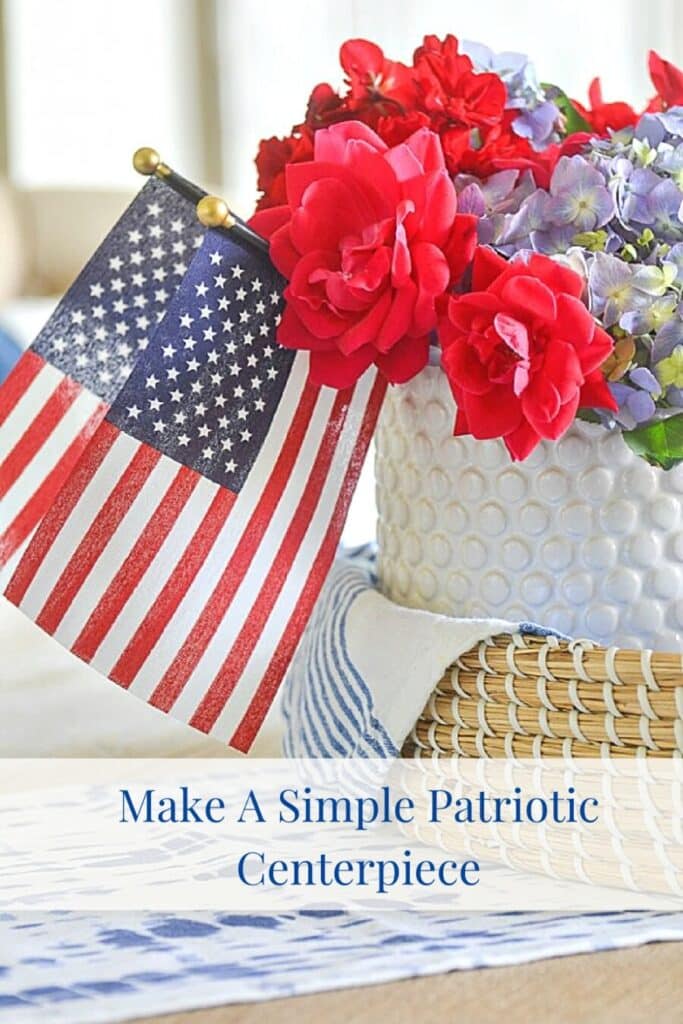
left=0, top=0, right=681, bottom=755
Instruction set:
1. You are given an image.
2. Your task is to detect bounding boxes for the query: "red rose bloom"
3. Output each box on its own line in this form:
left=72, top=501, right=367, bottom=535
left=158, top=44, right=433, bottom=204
left=250, top=121, right=477, bottom=388
left=440, top=248, right=617, bottom=461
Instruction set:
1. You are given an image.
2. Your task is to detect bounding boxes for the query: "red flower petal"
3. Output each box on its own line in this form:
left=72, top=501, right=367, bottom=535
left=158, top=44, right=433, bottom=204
left=499, top=274, right=557, bottom=323
left=471, top=247, right=508, bottom=291
left=309, top=345, right=375, bottom=388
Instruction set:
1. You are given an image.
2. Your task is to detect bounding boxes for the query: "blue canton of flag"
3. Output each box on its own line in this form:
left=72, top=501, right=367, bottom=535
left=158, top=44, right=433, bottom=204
left=6, top=228, right=386, bottom=752
left=109, top=232, right=294, bottom=491
left=0, top=177, right=202, bottom=578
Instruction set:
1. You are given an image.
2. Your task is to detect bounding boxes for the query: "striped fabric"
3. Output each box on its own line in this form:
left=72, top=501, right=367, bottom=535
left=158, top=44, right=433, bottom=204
left=283, top=549, right=397, bottom=758
left=282, top=546, right=540, bottom=758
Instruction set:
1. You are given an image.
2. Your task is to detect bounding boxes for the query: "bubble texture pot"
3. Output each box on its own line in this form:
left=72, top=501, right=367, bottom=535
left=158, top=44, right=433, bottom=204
left=375, top=364, right=683, bottom=650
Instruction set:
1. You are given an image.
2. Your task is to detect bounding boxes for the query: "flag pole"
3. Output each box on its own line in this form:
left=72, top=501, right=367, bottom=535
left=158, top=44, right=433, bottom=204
left=132, top=147, right=269, bottom=256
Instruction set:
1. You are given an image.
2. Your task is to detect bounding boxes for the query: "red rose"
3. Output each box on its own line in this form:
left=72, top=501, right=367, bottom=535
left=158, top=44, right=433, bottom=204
left=573, top=78, right=637, bottom=135
left=440, top=247, right=617, bottom=461
left=250, top=121, right=477, bottom=388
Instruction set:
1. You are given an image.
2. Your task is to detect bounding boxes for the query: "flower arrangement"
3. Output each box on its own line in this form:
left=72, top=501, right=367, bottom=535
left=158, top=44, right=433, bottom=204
left=250, top=36, right=683, bottom=467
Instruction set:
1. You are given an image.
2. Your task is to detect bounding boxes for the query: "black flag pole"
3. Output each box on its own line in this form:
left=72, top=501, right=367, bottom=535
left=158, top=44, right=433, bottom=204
left=132, top=147, right=269, bottom=256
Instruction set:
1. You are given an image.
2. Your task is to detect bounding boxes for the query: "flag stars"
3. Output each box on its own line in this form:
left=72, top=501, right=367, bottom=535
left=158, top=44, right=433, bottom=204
left=254, top=397, right=266, bottom=412
left=239, top=310, right=250, bottom=324
left=214, top=273, right=226, bottom=289
left=231, top=264, right=244, bottom=279
left=127, top=405, right=141, bottom=420
left=147, top=201, right=161, bottom=217
left=178, top=433, right=190, bottom=447
left=174, top=410, right=187, bottom=425
left=153, top=267, right=167, bottom=282
left=129, top=251, right=144, bottom=267
left=270, top=290, right=279, bottom=304
left=259, top=323, right=270, bottom=337
left=218, top=297, right=230, bottom=312
left=190, top=380, right=203, bottom=395
left=92, top=305, right=106, bottom=320
left=180, top=313, right=194, bottom=329
left=255, top=300, right=265, bottom=314
left=149, top=397, right=163, bottom=412
left=226, top=340, right=237, bottom=354
left=203, top=326, right=216, bottom=342
left=214, top=391, right=226, bottom=406
left=267, top=366, right=279, bottom=380
left=145, top=374, right=159, bottom=389
left=207, top=349, right=219, bottom=364
left=195, top=402, right=207, bottom=417
left=209, top=250, right=222, bottom=265
left=162, top=344, right=177, bottom=359
left=222, top=318, right=234, bottom=333
left=240, top=428, right=252, bottom=443
left=71, top=310, right=85, bottom=326
left=195, top=282, right=209, bottom=298
left=187, top=357, right=200, bottom=372
left=153, top=419, right=166, bottom=434
left=229, top=362, right=241, bottom=376
left=234, top=384, right=245, bottom=399
left=226, top=458, right=237, bottom=473
left=167, top=367, right=180, bottom=382
left=237, top=408, right=248, bottom=422
left=170, top=389, right=183, bottom=403
left=109, top=256, right=123, bottom=271
left=247, top=354, right=258, bottom=368
left=155, top=288, right=169, bottom=304
left=201, top=446, right=214, bottom=460
left=199, top=304, right=212, bottom=320
left=184, top=337, right=197, bottom=350
left=251, top=376, right=262, bottom=390
left=198, top=424, right=210, bottom=438
left=111, top=278, right=125, bottom=293
left=173, top=240, right=187, bottom=255
left=235, top=287, right=247, bottom=302
left=251, top=277, right=262, bottom=292
left=221, top=437, right=233, bottom=451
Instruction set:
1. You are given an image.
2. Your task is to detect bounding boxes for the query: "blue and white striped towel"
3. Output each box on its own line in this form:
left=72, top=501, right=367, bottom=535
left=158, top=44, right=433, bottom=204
left=283, top=545, right=524, bottom=757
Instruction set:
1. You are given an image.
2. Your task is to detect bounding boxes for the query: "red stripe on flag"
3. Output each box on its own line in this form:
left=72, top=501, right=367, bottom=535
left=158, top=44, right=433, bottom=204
left=72, top=466, right=199, bottom=663
left=4, top=420, right=120, bottom=607
left=149, top=383, right=320, bottom=714
left=0, top=376, right=83, bottom=500
left=186, top=387, right=353, bottom=733
left=35, top=442, right=162, bottom=635
left=110, top=485, right=236, bottom=689
left=0, top=351, right=45, bottom=428
left=0, top=402, right=106, bottom=567
left=230, top=375, right=387, bottom=751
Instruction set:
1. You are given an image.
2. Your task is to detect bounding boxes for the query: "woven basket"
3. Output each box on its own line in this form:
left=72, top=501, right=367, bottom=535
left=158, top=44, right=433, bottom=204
left=403, top=632, right=683, bottom=759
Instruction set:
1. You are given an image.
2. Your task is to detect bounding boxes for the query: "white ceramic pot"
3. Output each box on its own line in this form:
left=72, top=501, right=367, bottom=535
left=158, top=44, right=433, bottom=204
left=375, top=363, right=683, bottom=650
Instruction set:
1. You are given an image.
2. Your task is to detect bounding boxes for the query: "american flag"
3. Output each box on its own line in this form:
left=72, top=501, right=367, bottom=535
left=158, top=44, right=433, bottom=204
left=0, top=178, right=202, bottom=581
left=5, top=228, right=385, bottom=751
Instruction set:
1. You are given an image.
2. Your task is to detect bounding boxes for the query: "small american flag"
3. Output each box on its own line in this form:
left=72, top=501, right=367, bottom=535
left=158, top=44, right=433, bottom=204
left=6, top=228, right=385, bottom=751
left=0, top=178, right=202, bottom=580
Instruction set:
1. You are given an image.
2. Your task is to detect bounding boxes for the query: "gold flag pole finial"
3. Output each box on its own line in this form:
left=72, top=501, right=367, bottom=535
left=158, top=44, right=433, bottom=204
left=196, top=195, right=236, bottom=232
left=132, top=147, right=164, bottom=177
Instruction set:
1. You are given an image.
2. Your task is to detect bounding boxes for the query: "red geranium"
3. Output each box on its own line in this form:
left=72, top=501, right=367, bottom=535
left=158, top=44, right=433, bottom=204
left=413, top=34, right=507, bottom=132
left=573, top=78, right=638, bottom=134
left=255, top=132, right=314, bottom=210
left=647, top=50, right=683, bottom=110
left=340, top=39, right=417, bottom=119
left=250, top=121, right=477, bottom=388
left=440, top=248, right=617, bottom=461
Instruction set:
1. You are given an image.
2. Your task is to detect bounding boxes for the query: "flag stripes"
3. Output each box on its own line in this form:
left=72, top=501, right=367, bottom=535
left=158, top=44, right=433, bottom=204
left=6, top=362, right=383, bottom=749
left=0, top=354, right=107, bottom=569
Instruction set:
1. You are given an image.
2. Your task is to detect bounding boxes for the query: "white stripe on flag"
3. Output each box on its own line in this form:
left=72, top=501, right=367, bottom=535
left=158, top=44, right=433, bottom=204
left=17, top=432, right=141, bottom=619
left=90, top=472, right=220, bottom=675
left=0, top=362, right=64, bottom=455
left=52, top=454, right=183, bottom=649
left=206, top=368, right=376, bottom=739
left=0, top=387, right=102, bottom=533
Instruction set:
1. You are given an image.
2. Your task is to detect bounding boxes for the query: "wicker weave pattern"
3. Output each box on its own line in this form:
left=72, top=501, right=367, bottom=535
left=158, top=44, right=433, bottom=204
left=403, top=633, right=683, bottom=759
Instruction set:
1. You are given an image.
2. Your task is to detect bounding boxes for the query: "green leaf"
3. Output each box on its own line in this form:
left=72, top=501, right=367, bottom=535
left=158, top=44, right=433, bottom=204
left=623, top=415, right=683, bottom=470
left=542, top=83, right=592, bottom=135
